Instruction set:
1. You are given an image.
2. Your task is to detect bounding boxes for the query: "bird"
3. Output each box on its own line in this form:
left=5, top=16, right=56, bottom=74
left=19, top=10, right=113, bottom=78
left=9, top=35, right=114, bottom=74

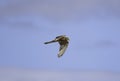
left=44, top=35, right=69, bottom=58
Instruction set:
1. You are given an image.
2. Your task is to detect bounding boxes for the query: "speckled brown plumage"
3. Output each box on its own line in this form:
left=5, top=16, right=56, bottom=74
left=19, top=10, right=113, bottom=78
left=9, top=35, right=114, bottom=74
left=44, top=35, right=69, bottom=58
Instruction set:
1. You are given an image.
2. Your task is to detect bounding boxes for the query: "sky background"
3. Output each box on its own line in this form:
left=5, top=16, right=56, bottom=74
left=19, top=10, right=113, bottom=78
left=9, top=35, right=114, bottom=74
left=0, top=0, right=120, bottom=81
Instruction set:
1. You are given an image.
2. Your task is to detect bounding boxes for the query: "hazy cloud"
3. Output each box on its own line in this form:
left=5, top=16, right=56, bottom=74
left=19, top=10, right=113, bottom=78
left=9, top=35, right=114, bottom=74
left=0, top=0, right=120, bottom=19
left=0, top=0, right=120, bottom=28
left=95, top=40, right=119, bottom=48
left=0, top=68, right=120, bottom=81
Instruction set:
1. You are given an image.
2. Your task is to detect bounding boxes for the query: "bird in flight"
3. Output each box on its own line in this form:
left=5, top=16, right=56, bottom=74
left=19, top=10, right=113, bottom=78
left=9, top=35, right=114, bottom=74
left=44, top=35, right=69, bottom=58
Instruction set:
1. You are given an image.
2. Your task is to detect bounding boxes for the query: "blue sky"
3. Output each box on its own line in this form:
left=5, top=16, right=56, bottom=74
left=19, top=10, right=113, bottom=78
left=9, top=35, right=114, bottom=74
left=0, top=0, right=120, bottom=72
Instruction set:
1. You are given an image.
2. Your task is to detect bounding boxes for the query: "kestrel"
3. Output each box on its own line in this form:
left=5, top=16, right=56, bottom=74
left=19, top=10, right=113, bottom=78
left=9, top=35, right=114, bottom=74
left=44, top=35, right=69, bottom=58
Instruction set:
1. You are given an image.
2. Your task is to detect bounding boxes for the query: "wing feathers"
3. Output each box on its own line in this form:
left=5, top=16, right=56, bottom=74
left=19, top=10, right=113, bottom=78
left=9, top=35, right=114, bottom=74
left=58, top=44, right=68, bottom=58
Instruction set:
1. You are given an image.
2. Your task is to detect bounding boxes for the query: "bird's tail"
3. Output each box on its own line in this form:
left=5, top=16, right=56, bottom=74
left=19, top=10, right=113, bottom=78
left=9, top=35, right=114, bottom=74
left=44, top=40, right=57, bottom=44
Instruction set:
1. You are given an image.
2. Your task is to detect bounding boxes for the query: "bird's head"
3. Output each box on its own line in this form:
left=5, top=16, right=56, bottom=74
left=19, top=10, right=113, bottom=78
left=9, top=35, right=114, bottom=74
left=55, top=35, right=69, bottom=41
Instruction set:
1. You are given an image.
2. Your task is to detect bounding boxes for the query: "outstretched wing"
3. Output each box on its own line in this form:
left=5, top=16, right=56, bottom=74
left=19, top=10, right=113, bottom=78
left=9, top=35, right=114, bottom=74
left=58, top=43, right=68, bottom=58
left=44, top=40, right=56, bottom=44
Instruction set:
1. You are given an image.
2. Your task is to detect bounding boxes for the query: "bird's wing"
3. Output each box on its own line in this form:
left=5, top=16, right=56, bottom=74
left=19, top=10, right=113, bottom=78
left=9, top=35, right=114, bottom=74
left=58, top=44, right=68, bottom=58
left=44, top=40, right=56, bottom=44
